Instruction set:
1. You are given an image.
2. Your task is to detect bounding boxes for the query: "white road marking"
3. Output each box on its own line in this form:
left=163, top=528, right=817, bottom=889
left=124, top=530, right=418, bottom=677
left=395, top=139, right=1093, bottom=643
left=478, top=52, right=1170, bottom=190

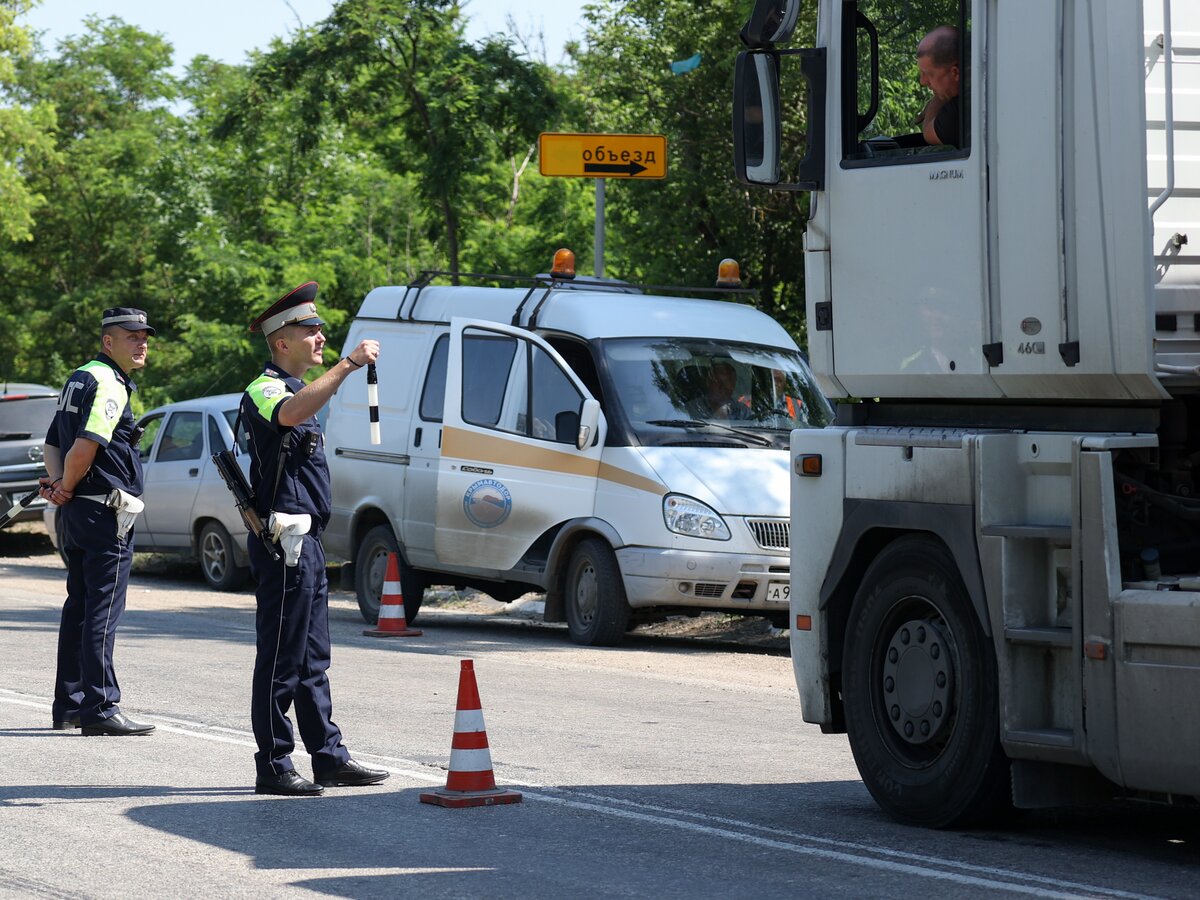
left=0, top=690, right=1159, bottom=899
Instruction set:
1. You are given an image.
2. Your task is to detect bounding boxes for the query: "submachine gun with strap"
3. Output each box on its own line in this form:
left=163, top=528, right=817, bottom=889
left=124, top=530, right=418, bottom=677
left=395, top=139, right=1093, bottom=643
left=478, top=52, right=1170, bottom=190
left=212, top=409, right=285, bottom=563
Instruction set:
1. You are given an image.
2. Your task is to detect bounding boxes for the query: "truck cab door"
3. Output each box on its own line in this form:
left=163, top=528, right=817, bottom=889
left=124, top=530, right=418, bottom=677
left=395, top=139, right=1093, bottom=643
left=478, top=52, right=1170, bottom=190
left=821, top=0, right=994, bottom=400
left=435, top=317, right=607, bottom=572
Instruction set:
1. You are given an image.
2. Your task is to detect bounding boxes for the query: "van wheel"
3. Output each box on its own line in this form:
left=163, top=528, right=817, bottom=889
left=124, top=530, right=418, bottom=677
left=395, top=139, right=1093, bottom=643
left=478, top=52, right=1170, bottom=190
left=842, top=536, right=1011, bottom=828
left=354, top=524, right=425, bottom=625
left=198, top=521, right=250, bottom=591
left=565, top=537, right=630, bottom=646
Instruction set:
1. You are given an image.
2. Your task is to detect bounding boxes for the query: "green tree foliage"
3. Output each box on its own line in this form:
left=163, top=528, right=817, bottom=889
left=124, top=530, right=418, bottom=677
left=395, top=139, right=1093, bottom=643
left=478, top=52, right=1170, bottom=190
left=0, top=0, right=56, bottom=243
left=0, top=0, right=961, bottom=404
left=226, top=0, right=569, bottom=280
left=0, top=16, right=179, bottom=396
left=568, top=0, right=814, bottom=336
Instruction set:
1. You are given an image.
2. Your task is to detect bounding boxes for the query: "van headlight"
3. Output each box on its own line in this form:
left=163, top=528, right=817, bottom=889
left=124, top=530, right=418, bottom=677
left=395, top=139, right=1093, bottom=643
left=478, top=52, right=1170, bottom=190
left=662, top=494, right=730, bottom=541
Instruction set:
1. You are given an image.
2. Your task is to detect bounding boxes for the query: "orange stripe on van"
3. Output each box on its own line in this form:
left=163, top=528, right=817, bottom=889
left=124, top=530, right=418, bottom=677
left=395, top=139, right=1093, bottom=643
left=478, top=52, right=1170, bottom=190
left=597, top=462, right=665, bottom=495
left=442, top=427, right=664, bottom=495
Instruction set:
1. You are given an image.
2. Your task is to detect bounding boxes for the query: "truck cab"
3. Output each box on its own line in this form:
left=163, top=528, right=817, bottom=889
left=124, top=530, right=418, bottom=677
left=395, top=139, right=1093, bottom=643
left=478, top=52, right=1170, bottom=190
left=734, top=0, right=1200, bottom=824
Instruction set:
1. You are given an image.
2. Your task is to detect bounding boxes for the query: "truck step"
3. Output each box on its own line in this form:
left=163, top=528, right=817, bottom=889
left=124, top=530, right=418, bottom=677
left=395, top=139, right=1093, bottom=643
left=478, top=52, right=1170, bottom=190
left=1004, top=728, right=1075, bottom=749
left=979, top=523, right=1071, bottom=541
left=1004, top=625, right=1072, bottom=648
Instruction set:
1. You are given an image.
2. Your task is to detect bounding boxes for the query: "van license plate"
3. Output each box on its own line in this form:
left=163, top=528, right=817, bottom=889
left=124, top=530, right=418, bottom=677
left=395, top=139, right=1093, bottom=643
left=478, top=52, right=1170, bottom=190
left=766, top=581, right=789, bottom=602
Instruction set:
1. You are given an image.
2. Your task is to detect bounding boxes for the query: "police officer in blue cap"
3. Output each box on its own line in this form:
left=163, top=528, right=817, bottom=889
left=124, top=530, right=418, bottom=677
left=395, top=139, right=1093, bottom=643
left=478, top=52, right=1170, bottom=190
left=41, top=307, right=156, bottom=736
left=243, top=281, right=388, bottom=796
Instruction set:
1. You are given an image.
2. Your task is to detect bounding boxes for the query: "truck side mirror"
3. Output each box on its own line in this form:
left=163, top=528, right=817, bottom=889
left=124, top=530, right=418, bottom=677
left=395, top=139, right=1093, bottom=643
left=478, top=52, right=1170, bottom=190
left=740, top=0, right=802, bottom=49
left=733, top=48, right=826, bottom=192
left=576, top=398, right=601, bottom=450
left=734, top=51, right=781, bottom=185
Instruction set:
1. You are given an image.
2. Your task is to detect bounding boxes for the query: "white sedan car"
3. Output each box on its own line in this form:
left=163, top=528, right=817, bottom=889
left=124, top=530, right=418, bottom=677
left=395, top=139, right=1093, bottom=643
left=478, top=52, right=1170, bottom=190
left=46, top=393, right=252, bottom=590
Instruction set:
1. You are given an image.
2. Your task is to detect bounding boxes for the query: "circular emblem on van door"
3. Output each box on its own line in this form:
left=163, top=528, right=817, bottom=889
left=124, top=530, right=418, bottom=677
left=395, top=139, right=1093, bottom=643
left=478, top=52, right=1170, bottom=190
left=1020, top=317, right=1042, bottom=336
left=463, top=479, right=512, bottom=528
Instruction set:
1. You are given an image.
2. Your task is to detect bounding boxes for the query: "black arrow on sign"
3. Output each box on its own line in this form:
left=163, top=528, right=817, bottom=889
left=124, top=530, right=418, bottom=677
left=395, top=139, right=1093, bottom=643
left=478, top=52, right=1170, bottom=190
left=583, top=160, right=648, bottom=176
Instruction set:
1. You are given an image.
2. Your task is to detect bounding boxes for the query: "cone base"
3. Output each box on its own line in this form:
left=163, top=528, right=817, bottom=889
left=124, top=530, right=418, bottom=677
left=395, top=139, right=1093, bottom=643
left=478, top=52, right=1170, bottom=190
left=363, top=626, right=423, bottom=637
left=419, top=787, right=523, bottom=808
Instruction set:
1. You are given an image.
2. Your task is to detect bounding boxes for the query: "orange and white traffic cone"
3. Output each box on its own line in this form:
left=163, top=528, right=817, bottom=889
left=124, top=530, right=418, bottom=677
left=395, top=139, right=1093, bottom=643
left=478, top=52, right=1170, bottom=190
left=420, top=659, right=522, bottom=808
left=363, top=552, right=422, bottom=637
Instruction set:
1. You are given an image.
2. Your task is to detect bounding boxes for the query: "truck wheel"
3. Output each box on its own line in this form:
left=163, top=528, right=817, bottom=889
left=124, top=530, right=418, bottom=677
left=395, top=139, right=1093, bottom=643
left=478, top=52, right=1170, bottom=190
left=565, top=537, right=630, bottom=646
left=198, top=521, right=250, bottom=591
left=354, top=524, right=425, bottom=625
left=842, top=535, right=1011, bottom=828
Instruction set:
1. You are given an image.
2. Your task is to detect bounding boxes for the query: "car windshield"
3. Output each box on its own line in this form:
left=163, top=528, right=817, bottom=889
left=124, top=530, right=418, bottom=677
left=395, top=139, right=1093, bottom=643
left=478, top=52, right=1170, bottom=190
left=598, top=337, right=832, bottom=449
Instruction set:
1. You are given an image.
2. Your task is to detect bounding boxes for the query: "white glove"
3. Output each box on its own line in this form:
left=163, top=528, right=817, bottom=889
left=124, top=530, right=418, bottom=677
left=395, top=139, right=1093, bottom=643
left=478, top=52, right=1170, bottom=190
left=107, top=488, right=145, bottom=542
left=268, top=512, right=312, bottom=567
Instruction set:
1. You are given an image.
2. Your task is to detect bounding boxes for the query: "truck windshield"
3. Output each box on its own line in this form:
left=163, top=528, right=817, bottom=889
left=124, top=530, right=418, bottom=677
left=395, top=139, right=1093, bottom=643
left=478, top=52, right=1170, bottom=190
left=598, top=337, right=832, bottom=449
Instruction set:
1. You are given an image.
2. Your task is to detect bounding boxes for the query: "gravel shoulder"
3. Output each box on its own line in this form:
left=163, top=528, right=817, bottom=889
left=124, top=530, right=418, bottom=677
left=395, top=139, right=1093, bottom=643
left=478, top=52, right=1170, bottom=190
left=1, top=521, right=790, bottom=653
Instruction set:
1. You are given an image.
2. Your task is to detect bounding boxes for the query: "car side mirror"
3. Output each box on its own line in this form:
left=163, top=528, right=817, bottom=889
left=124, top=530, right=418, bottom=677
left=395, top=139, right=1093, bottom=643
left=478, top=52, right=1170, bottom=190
left=576, top=398, right=601, bottom=450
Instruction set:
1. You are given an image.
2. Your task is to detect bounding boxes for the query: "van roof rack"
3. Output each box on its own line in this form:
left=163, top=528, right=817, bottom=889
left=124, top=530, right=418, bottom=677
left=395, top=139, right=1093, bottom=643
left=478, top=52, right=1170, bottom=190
left=407, top=269, right=757, bottom=297
left=401, top=269, right=757, bottom=328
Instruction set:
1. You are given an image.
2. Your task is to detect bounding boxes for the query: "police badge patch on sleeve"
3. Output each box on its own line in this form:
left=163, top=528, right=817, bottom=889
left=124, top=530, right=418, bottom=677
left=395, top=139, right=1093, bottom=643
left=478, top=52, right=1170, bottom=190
left=105, top=398, right=119, bottom=420
left=262, top=385, right=284, bottom=399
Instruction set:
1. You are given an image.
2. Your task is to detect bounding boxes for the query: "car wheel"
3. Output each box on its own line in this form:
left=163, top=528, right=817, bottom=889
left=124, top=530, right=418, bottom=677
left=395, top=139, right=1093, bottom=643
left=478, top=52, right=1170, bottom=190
left=564, top=537, right=630, bottom=646
left=354, top=524, right=424, bottom=625
left=842, top=535, right=1011, bottom=828
left=198, top=521, right=250, bottom=591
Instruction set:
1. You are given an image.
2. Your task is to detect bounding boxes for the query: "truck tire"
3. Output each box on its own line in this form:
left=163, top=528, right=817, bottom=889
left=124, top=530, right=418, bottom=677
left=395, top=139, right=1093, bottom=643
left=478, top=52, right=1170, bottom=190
left=354, top=524, right=425, bottom=625
left=565, top=537, right=630, bottom=646
left=198, top=521, right=250, bottom=591
left=842, top=535, right=1011, bottom=828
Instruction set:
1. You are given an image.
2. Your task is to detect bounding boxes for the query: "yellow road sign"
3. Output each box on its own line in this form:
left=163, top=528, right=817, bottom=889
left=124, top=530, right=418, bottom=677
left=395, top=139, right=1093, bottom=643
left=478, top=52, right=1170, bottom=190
left=539, top=132, right=667, bottom=179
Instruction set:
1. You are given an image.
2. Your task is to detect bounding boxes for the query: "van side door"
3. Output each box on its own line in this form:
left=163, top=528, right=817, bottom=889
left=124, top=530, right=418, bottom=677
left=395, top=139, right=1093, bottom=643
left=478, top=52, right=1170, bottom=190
left=436, top=317, right=606, bottom=571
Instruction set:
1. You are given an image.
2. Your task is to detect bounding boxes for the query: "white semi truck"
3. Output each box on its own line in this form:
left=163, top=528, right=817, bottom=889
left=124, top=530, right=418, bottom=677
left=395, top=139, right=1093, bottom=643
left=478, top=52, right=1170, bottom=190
left=734, top=0, right=1200, bottom=826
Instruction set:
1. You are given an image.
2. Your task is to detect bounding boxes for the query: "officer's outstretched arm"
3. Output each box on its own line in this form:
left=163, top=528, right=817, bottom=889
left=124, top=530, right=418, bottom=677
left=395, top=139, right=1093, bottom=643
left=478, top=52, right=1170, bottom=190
left=277, top=339, right=380, bottom=427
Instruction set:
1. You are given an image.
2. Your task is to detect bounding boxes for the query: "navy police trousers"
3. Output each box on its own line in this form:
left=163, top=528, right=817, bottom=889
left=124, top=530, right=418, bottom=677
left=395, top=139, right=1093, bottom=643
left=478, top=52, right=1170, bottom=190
left=248, top=533, right=350, bottom=778
left=53, top=499, right=131, bottom=725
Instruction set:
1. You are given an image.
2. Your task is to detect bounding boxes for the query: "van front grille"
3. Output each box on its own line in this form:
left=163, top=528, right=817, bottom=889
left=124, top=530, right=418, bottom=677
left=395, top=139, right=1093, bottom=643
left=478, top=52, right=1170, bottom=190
left=747, top=518, right=789, bottom=550
left=693, top=582, right=727, bottom=598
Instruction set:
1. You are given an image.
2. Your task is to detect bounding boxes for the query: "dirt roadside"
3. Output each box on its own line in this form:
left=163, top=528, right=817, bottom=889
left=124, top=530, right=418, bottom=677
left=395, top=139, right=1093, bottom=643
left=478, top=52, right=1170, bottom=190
left=1, top=521, right=790, bottom=652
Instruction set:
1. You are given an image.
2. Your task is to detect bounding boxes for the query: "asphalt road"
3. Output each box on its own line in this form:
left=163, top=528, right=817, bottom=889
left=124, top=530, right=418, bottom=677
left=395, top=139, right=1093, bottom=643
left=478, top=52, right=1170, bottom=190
left=1, top=529, right=1197, bottom=899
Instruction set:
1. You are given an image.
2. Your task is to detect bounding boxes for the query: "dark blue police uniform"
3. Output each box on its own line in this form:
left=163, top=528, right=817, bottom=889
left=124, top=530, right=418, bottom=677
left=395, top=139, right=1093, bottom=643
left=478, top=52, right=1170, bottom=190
left=243, top=366, right=351, bottom=779
left=47, top=352, right=144, bottom=728
left=240, top=281, right=387, bottom=794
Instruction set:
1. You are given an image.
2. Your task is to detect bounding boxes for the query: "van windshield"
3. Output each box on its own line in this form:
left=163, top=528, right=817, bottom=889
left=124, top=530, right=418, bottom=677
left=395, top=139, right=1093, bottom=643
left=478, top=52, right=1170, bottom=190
left=597, top=337, right=832, bottom=449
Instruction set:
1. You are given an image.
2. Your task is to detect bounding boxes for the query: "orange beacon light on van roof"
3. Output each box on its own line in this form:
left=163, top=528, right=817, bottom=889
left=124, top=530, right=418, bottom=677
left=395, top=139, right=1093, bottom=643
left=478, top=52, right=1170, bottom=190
left=551, top=248, right=577, bottom=279
left=716, top=258, right=742, bottom=287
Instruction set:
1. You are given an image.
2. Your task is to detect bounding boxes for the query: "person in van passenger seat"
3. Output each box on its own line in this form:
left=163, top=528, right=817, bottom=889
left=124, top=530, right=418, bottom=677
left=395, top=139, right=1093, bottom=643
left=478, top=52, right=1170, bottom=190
left=703, top=361, right=750, bottom=420
left=916, top=25, right=962, bottom=148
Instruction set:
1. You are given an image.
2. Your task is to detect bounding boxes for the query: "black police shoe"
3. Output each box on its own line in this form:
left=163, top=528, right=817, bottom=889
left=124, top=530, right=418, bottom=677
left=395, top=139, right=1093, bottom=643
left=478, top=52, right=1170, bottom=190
left=255, top=771, right=324, bottom=797
left=315, top=759, right=390, bottom=787
left=52, top=716, right=81, bottom=730
left=80, top=712, right=156, bottom=736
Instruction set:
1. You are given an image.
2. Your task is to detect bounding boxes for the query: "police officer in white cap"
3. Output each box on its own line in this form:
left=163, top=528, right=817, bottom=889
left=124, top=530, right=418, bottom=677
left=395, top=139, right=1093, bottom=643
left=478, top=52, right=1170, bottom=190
left=242, top=281, right=387, bottom=796
left=41, top=307, right=156, bottom=736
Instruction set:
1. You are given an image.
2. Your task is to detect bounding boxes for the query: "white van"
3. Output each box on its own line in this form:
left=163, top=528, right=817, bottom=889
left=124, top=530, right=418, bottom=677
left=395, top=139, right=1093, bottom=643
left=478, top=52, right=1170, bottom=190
left=324, top=264, right=832, bottom=644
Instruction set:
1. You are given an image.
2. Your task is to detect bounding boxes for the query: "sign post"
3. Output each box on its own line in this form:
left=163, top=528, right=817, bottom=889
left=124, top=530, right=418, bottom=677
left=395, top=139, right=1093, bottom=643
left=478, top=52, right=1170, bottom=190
left=539, top=132, right=668, bottom=277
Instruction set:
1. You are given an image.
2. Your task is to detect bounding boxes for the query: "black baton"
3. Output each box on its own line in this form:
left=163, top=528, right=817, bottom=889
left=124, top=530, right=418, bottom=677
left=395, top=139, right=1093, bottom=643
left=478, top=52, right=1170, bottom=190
left=0, top=488, right=41, bottom=530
